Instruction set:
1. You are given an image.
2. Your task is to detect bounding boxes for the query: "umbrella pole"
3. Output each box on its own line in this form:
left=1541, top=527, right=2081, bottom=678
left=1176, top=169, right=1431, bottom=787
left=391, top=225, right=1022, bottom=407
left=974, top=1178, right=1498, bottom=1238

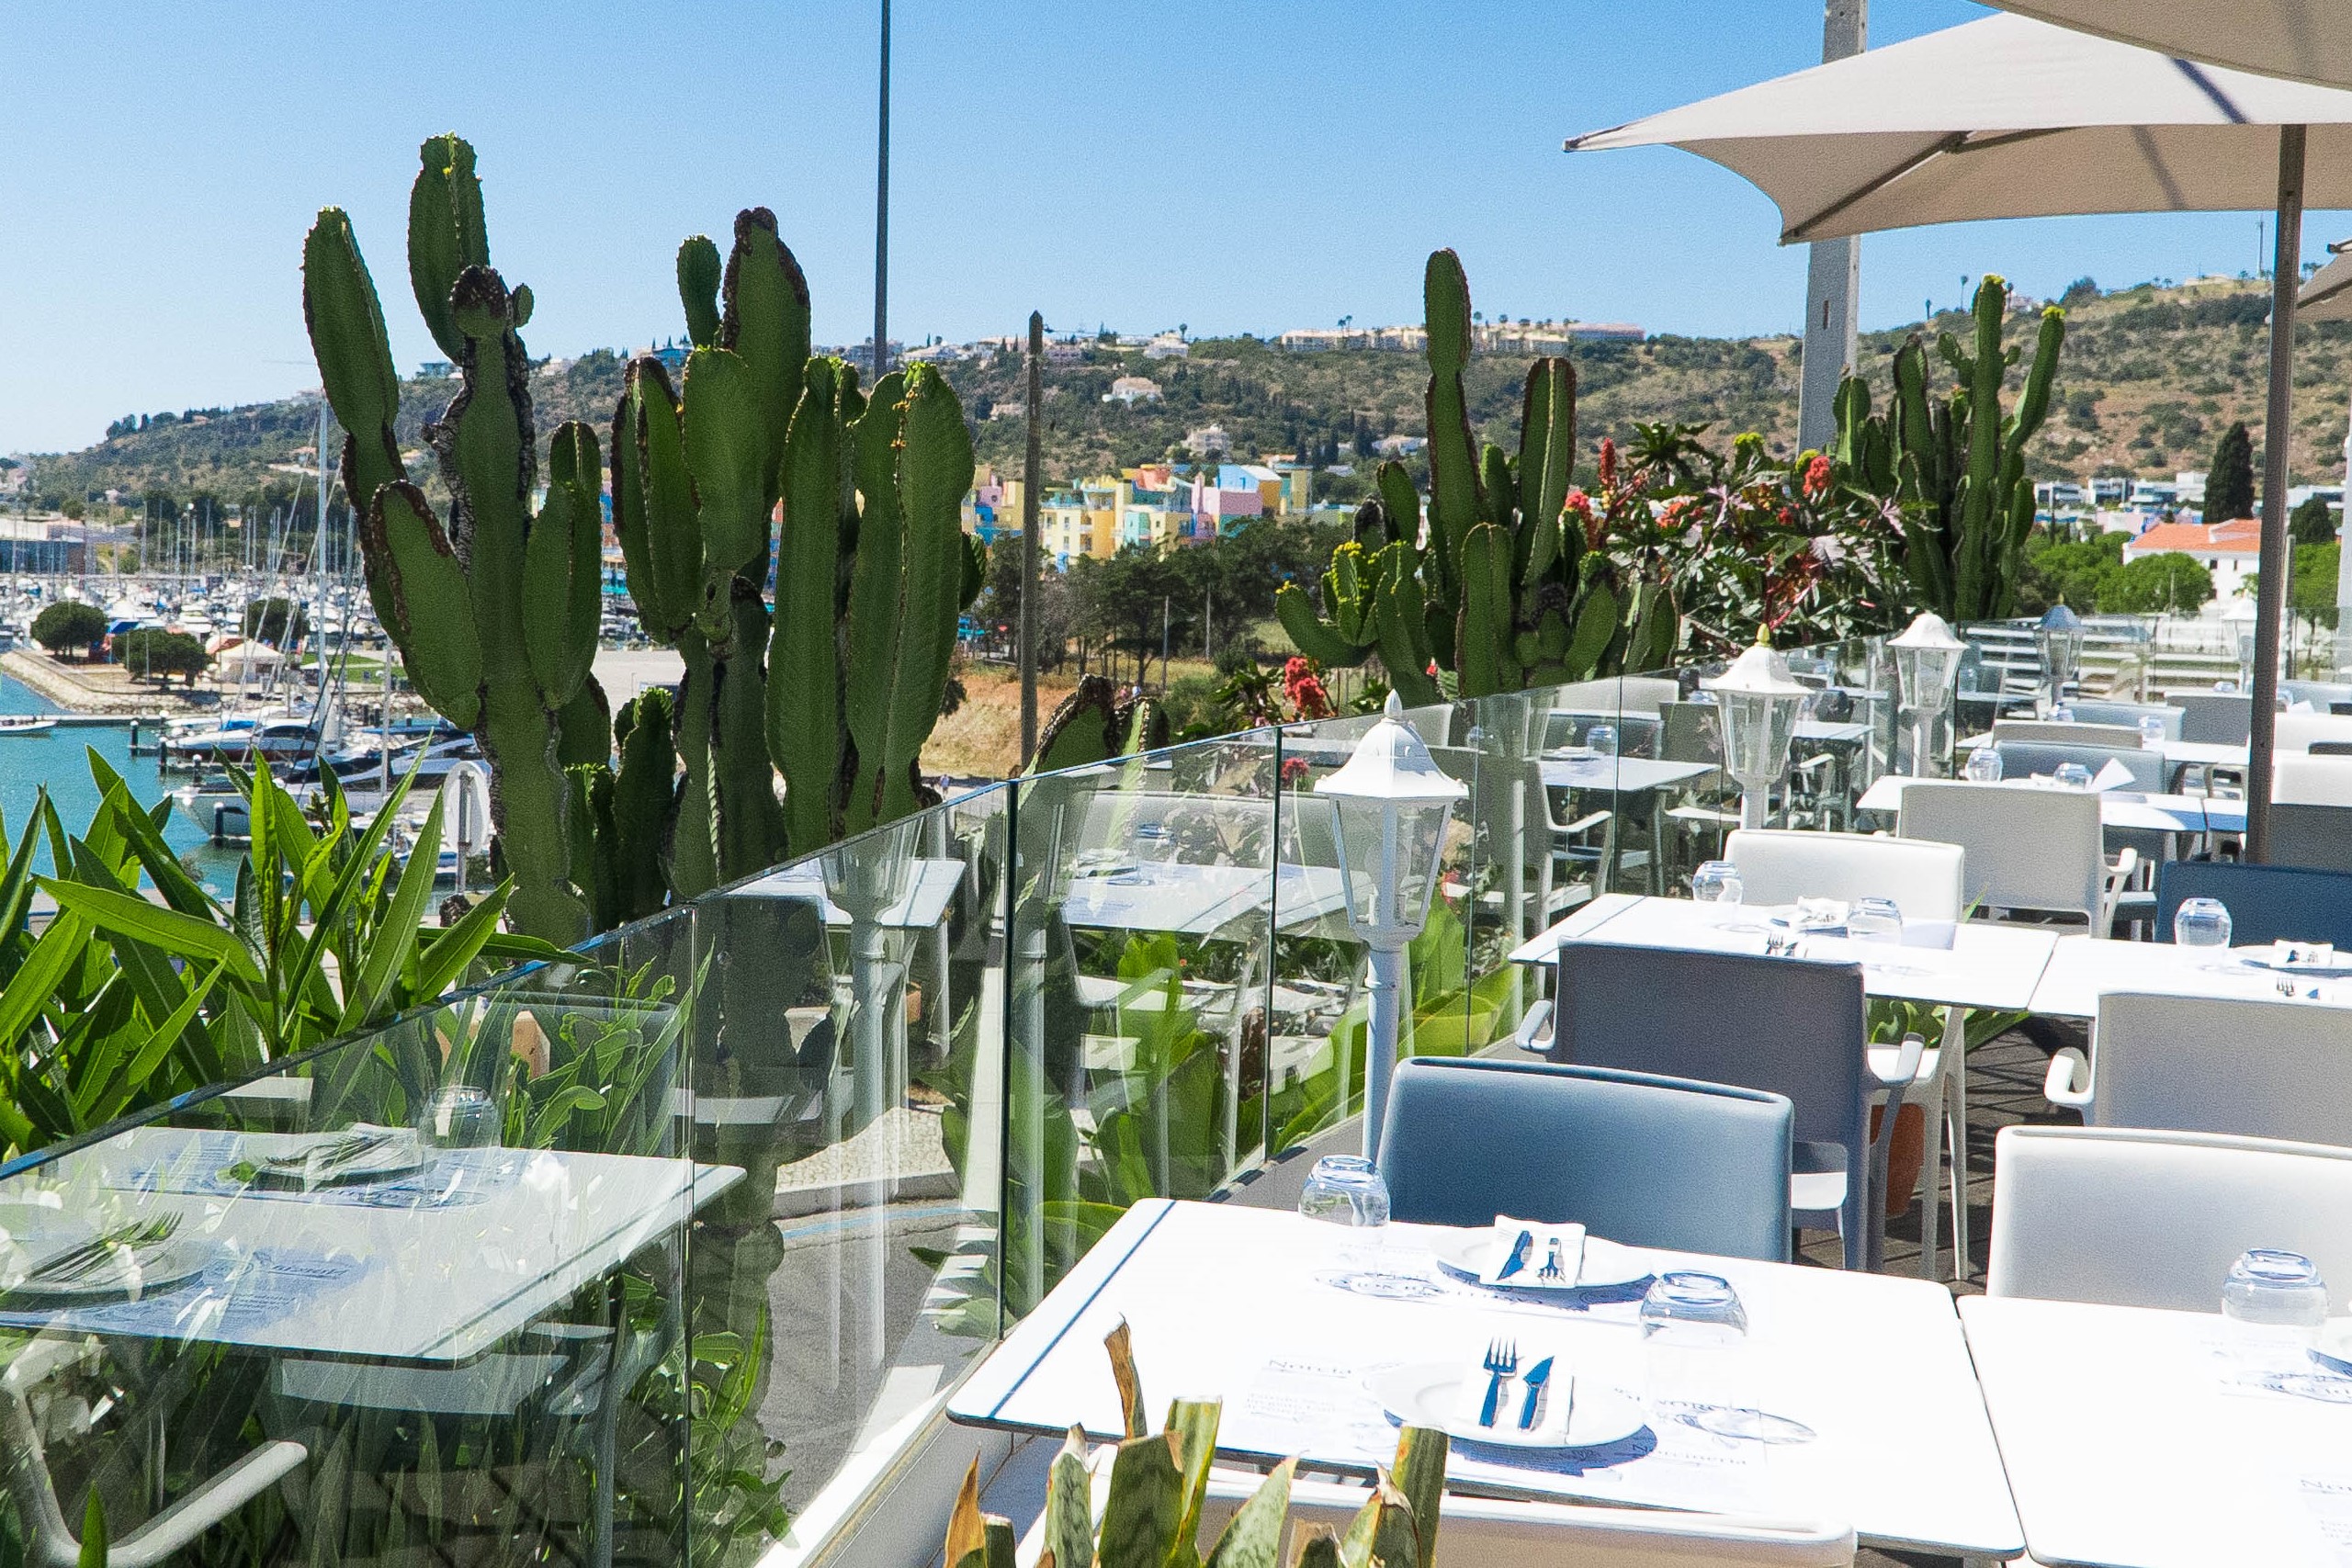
left=2247, top=125, right=2306, bottom=863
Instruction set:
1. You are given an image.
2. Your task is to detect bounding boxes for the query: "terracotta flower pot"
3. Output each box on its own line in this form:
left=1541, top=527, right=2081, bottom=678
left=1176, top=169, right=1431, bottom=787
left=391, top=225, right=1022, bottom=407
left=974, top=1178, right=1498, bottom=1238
left=1867, top=1101, right=1929, bottom=1221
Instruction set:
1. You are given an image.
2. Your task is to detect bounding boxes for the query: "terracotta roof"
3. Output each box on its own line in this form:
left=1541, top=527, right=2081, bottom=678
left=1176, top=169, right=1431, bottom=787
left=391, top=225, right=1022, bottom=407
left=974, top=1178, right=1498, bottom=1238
left=2127, top=519, right=2261, bottom=556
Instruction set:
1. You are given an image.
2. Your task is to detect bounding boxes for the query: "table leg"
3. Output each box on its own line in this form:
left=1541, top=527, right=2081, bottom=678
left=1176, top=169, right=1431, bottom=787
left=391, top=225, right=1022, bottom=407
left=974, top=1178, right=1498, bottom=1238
left=1946, top=1010, right=1973, bottom=1280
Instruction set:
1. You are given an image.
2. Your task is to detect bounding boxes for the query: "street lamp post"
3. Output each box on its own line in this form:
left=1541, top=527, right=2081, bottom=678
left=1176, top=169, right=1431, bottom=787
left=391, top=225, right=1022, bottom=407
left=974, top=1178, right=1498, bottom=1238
left=1702, top=633, right=1813, bottom=830
left=1890, top=611, right=1967, bottom=776
left=1315, top=694, right=1467, bottom=1162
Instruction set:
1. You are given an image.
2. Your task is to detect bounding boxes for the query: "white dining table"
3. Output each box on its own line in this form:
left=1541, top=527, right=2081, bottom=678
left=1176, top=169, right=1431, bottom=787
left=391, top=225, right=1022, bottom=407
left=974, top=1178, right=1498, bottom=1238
left=1961, top=1295, right=2352, bottom=1567
left=1060, top=861, right=1349, bottom=936
left=950, top=1200, right=2024, bottom=1559
left=1855, top=773, right=2221, bottom=835
left=1539, top=756, right=1718, bottom=794
left=2027, top=934, right=2352, bottom=1019
left=1509, top=893, right=2057, bottom=1014
left=739, top=857, right=967, bottom=930
left=0, top=1127, right=741, bottom=1363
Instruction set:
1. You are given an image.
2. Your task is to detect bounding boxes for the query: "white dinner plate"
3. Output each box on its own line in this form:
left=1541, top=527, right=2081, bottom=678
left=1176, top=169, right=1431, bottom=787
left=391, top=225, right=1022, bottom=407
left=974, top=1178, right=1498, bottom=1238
left=242, top=1129, right=428, bottom=1188
left=1366, top=1361, right=1645, bottom=1450
left=1426, top=1232, right=1653, bottom=1291
left=2, top=1238, right=207, bottom=1303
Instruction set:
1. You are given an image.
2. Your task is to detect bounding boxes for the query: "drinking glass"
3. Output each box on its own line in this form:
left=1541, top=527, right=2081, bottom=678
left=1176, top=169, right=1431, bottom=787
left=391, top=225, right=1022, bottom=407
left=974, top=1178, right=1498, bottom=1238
left=1848, top=897, right=1903, bottom=944
left=1136, top=821, right=1176, bottom=868
left=1964, top=745, right=2004, bottom=784
left=2139, top=714, right=2169, bottom=747
left=1298, top=1156, right=1391, bottom=1227
left=2053, top=761, right=2093, bottom=789
left=2222, top=1249, right=2329, bottom=1372
left=1690, top=860, right=1743, bottom=906
left=419, top=1086, right=498, bottom=1149
left=2174, top=896, right=2233, bottom=951
left=1587, top=724, right=1619, bottom=759
left=1642, top=1272, right=1794, bottom=1440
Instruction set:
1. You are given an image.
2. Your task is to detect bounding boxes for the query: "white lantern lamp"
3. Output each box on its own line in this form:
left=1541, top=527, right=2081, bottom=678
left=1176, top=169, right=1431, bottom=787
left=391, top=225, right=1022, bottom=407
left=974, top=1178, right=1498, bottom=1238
left=1701, top=632, right=1812, bottom=830
left=2036, top=603, right=2086, bottom=716
left=1890, top=611, right=1967, bottom=777
left=1315, top=693, right=1467, bottom=1160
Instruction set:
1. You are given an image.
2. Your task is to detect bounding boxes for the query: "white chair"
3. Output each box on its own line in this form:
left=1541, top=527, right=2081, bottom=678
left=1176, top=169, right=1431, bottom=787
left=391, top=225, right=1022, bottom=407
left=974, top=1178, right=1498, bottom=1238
left=1986, top=1124, right=2352, bottom=1309
left=1552, top=676, right=1681, bottom=716
left=1895, top=781, right=2136, bottom=937
left=1724, top=829, right=1969, bottom=1280
left=1992, top=718, right=2143, bottom=750
left=1197, top=1472, right=1855, bottom=1567
left=2048, top=992, right=2352, bottom=1148
left=2270, top=712, right=2352, bottom=756
left=2271, top=752, right=2352, bottom=805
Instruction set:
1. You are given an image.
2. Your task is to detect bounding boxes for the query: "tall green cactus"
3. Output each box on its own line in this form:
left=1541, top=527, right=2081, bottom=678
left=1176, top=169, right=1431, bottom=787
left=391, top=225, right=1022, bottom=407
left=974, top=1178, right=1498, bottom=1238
left=766, top=355, right=987, bottom=856
left=302, top=134, right=602, bottom=942
left=611, top=209, right=807, bottom=897
left=1275, top=250, right=1678, bottom=700
left=1834, top=273, right=2064, bottom=623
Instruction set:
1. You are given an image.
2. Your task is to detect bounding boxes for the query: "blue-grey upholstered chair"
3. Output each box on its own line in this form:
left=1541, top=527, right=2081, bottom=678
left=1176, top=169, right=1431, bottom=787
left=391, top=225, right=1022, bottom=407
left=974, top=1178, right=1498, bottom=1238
left=1375, top=1056, right=1794, bottom=1262
left=1545, top=942, right=1916, bottom=1269
left=2155, top=860, right=2352, bottom=947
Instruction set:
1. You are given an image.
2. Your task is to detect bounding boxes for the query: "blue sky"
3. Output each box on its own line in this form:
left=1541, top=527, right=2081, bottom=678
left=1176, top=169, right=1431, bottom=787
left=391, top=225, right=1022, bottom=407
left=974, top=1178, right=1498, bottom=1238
left=5, top=0, right=2347, bottom=455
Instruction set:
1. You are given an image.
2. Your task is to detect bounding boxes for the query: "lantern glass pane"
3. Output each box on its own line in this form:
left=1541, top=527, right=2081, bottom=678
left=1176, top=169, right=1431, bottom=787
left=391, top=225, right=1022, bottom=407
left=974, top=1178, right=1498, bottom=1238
left=1332, top=795, right=1455, bottom=941
left=1717, top=687, right=1801, bottom=786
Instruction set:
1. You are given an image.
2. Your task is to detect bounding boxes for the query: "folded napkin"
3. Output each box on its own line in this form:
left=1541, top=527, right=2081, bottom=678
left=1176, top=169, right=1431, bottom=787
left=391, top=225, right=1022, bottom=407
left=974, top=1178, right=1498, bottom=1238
left=1781, top=897, right=1849, bottom=932
left=2273, top=941, right=2337, bottom=969
left=2090, top=759, right=2136, bottom=793
left=1452, top=1346, right=1572, bottom=1438
left=1480, top=1216, right=1587, bottom=1287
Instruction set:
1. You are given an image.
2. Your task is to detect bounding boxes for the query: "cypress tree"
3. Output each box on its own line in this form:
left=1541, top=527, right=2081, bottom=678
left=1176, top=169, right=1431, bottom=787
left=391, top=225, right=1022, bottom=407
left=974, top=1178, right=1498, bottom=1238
left=2207, top=421, right=2256, bottom=522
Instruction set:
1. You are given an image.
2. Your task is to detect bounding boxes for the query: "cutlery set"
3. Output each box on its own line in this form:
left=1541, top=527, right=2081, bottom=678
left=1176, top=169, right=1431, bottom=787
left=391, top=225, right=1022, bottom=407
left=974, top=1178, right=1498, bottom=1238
left=1474, top=1340, right=1566, bottom=1432
left=14, top=1215, right=180, bottom=1290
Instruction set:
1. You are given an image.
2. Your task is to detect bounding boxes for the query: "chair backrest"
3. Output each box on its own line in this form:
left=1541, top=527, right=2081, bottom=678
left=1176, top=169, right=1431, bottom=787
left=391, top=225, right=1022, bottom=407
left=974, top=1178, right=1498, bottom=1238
left=1375, top=1056, right=1793, bottom=1261
left=1197, top=1475, right=1855, bottom=1567
left=1659, top=700, right=1724, bottom=765
left=2174, top=690, right=2253, bottom=745
left=2068, top=700, right=2180, bottom=739
left=2267, top=802, right=2352, bottom=874
left=2273, top=711, right=2352, bottom=756
left=2282, top=679, right=2352, bottom=711
left=1549, top=942, right=1867, bottom=1183
left=1991, top=740, right=2165, bottom=794
left=1987, top=1125, right=2352, bottom=1309
left=1895, top=781, right=2104, bottom=924
left=2154, top=860, right=2352, bottom=947
left=1724, top=829, right=1963, bottom=922
left=2088, top=991, right=2352, bottom=1146
left=2273, top=752, right=2352, bottom=806
left=1993, top=718, right=2143, bottom=750
left=1550, top=676, right=1679, bottom=716
left=2311, top=740, right=2352, bottom=757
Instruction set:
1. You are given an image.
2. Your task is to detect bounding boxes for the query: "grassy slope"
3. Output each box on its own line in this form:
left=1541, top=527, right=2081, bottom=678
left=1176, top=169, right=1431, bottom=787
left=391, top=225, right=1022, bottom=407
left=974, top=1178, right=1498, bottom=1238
left=28, top=276, right=2352, bottom=505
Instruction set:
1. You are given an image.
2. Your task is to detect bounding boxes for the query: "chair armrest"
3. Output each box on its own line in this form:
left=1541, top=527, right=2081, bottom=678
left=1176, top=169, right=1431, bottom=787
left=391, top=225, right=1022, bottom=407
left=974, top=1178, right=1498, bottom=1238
left=2099, top=847, right=2142, bottom=936
left=2044, top=1045, right=2092, bottom=1109
left=1512, top=998, right=1555, bottom=1055
left=1868, top=1031, right=1927, bottom=1090
left=1561, top=811, right=1613, bottom=834
left=110, top=1441, right=309, bottom=1568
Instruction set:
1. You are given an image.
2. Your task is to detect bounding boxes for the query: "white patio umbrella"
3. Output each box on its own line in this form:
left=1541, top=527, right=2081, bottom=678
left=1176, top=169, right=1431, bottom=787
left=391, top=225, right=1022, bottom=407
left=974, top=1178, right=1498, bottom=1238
left=1566, top=10, right=2352, bottom=857
left=1981, top=1, right=2352, bottom=91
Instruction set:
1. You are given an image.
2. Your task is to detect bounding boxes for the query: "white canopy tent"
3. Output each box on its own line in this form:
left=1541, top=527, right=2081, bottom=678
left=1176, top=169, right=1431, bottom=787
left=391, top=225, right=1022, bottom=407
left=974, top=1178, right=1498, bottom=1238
left=1566, top=10, right=2352, bottom=857
left=1982, top=0, right=2352, bottom=91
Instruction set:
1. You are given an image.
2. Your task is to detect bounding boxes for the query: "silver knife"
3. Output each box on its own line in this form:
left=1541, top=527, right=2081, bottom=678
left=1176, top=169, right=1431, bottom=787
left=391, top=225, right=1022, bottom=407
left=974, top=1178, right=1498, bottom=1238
left=1517, top=1357, right=1554, bottom=1430
left=1496, top=1228, right=1534, bottom=1280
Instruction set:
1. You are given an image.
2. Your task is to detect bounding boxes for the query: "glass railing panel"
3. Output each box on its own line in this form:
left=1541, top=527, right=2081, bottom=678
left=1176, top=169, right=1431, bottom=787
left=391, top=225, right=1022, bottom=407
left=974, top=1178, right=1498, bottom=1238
left=1001, top=736, right=1277, bottom=1313
left=683, top=784, right=1012, bottom=1535
left=0, top=905, right=703, bottom=1568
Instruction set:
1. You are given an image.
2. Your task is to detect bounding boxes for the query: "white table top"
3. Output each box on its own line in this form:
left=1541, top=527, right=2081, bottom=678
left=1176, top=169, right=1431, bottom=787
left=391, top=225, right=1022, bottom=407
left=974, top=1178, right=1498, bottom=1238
left=1060, top=862, right=1348, bottom=935
left=1856, top=773, right=2217, bottom=835
left=741, top=857, right=967, bottom=929
left=952, top=1201, right=2023, bottom=1557
left=2027, top=934, right=2352, bottom=1020
left=1962, top=1296, right=2352, bottom=1568
left=1510, top=893, right=2057, bottom=1012
left=1540, top=756, right=1718, bottom=794
left=0, top=1127, right=741, bottom=1363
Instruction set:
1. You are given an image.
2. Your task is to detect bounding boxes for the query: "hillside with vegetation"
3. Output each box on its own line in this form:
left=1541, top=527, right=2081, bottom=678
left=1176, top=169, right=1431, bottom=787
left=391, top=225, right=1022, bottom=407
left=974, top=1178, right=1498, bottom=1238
left=20, top=274, right=2352, bottom=517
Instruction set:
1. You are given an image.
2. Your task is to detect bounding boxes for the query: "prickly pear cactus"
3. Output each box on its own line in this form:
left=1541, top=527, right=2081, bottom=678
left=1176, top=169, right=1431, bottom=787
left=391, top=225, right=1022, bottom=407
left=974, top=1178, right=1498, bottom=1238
left=303, top=134, right=603, bottom=941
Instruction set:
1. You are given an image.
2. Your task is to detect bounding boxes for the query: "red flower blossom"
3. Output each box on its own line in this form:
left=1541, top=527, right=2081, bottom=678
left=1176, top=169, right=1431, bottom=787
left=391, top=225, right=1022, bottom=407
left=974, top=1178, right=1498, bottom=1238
left=1803, top=453, right=1832, bottom=499
left=1597, top=437, right=1619, bottom=493
left=1282, top=656, right=1333, bottom=720
left=1280, top=756, right=1311, bottom=786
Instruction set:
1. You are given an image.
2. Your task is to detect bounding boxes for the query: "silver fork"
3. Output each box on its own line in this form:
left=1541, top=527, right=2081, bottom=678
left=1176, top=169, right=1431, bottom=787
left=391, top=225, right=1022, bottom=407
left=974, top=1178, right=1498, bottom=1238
left=1537, top=1238, right=1566, bottom=1281
left=1476, top=1339, right=1518, bottom=1427
left=27, top=1215, right=181, bottom=1287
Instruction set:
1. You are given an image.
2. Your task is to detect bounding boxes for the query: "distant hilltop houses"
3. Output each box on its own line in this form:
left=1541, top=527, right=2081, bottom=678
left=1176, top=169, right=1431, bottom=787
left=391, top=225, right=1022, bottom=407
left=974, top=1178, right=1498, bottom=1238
left=963, top=459, right=1314, bottom=570
left=1276, top=319, right=1645, bottom=353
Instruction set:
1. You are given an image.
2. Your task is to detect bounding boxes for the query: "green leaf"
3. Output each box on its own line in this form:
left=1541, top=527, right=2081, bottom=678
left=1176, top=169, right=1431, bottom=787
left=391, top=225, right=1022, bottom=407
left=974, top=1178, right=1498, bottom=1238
left=1097, top=1432, right=1184, bottom=1568
left=36, top=886, right=262, bottom=985
left=1205, top=1458, right=1294, bottom=1568
left=1039, top=1427, right=1096, bottom=1568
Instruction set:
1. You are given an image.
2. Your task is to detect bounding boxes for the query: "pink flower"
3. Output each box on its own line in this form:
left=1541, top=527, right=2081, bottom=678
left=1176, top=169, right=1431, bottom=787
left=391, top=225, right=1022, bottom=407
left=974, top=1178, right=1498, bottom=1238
left=1597, top=438, right=1619, bottom=493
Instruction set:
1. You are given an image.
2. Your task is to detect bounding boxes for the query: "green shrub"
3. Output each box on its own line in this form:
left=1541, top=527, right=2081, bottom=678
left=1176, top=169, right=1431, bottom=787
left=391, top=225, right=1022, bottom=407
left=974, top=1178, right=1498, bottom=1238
left=29, top=601, right=107, bottom=660
left=116, top=627, right=210, bottom=687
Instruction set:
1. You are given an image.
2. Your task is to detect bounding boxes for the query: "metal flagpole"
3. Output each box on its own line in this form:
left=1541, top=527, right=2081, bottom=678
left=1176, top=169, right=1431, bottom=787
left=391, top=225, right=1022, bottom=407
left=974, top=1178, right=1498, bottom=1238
left=2246, top=124, right=2307, bottom=863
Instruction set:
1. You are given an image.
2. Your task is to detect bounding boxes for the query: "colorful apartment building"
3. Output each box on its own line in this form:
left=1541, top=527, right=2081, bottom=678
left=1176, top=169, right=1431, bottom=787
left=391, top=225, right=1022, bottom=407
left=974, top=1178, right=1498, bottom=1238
left=965, top=459, right=1317, bottom=568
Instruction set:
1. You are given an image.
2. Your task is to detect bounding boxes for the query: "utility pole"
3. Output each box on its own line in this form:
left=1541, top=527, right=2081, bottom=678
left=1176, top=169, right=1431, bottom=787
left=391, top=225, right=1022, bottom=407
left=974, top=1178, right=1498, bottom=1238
left=872, top=0, right=891, bottom=380
left=1796, top=0, right=1866, bottom=454
left=1019, top=312, right=1043, bottom=765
